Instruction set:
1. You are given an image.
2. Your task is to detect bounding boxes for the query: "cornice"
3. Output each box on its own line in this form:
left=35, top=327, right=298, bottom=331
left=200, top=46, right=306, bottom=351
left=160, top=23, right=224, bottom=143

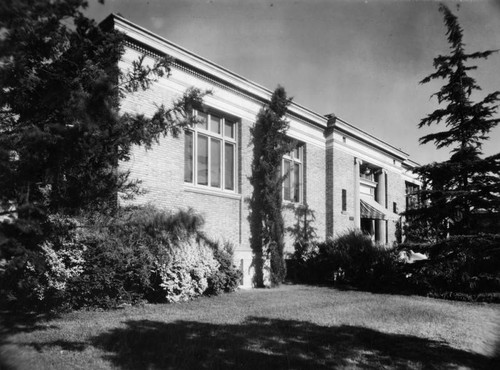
left=108, top=14, right=419, bottom=168
left=332, top=117, right=409, bottom=162
left=124, top=40, right=265, bottom=109
left=113, top=14, right=327, bottom=129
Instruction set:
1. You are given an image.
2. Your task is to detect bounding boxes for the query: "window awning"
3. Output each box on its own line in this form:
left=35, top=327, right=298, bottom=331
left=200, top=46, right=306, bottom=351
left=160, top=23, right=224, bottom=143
left=360, top=195, right=399, bottom=221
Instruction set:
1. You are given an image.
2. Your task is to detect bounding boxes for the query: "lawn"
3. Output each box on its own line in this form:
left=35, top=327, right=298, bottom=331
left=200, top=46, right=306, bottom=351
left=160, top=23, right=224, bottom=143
left=1, top=285, right=499, bottom=369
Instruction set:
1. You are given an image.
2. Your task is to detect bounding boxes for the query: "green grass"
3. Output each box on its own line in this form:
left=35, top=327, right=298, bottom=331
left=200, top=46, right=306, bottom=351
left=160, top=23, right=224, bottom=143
left=1, top=285, right=499, bottom=369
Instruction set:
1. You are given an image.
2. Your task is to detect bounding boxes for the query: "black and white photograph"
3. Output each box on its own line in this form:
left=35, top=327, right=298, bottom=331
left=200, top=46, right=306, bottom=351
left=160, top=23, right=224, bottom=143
left=1, top=0, right=499, bottom=368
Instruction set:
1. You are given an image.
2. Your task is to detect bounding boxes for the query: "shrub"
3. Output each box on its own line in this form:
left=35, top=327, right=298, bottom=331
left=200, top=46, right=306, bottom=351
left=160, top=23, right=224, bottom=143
left=401, top=234, right=500, bottom=302
left=71, top=206, right=207, bottom=307
left=1, top=205, right=243, bottom=311
left=152, top=236, right=219, bottom=303
left=313, top=230, right=393, bottom=286
left=0, top=212, right=86, bottom=311
left=287, top=230, right=402, bottom=290
left=286, top=241, right=320, bottom=284
left=68, top=233, right=154, bottom=309
left=205, top=241, right=243, bottom=296
left=289, top=229, right=500, bottom=302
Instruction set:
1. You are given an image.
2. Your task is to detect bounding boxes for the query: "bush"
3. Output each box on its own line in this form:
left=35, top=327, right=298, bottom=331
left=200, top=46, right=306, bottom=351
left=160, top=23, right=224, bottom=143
left=68, top=234, right=154, bottom=309
left=400, top=234, right=500, bottom=302
left=289, top=230, right=500, bottom=303
left=205, top=241, right=243, bottom=296
left=286, top=241, right=320, bottom=284
left=71, top=206, right=242, bottom=307
left=322, top=230, right=379, bottom=285
left=72, top=206, right=211, bottom=307
left=151, top=236, right=219, bottom=303
left=0, top=212, right=86, bottom=311
left=287, top=230, right=395, bottom=287
left=1, top=205, right=243, bottom=311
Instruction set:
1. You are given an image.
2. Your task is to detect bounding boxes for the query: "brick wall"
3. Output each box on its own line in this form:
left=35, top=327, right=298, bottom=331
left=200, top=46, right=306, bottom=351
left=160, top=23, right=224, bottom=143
left=332, top=147, right=356, bottom=236
left=118, top=44, right=416, bottom=287
left=305, top=143, right=327, bottom=241
left=282, top=142, right=327, bottom=253
left=386, top=169, right=406, bottom=244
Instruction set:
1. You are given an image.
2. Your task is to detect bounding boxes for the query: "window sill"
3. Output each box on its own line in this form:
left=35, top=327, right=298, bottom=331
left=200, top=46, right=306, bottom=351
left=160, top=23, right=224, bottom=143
left=184, top=184, right=241, bottom=200
left=283, top=200, right=303, bottom=206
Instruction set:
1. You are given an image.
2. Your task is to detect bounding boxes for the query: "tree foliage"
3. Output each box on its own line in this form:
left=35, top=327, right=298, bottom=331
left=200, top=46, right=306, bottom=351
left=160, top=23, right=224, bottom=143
left=249, top=86, right=295, bottom=287
left=0, top=0, right=205, bottom=216
left=408, top=4, right=500, bottom=238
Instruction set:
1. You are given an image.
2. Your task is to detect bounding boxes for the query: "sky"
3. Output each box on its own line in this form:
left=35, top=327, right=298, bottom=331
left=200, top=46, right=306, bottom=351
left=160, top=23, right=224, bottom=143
left=85, top=0, right=500, bottom=165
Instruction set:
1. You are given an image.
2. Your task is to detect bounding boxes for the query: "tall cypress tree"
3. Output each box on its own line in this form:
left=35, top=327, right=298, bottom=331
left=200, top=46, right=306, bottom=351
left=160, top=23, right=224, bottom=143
left=408, top=4, right=500, bottom=238
left=249, top=86, right=295, bottom=287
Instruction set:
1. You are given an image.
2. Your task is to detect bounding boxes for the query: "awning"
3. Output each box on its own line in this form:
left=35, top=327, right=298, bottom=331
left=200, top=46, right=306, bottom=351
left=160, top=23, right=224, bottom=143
left=360, top=195, right=399, bottom=221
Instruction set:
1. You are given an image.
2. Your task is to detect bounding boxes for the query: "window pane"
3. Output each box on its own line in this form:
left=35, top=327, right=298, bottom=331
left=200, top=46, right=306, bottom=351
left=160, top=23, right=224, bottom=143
left=224, top=121, right=234, bottom=138
left=293, top=147, right=300, bottom=160
left=283, top=160, right=291, bottom=201
left=293, top=163, right=301, bottom=202
left=210, top=115, right=221, bottom=134
left=197, top=135, right=208, bottom=185
left=211, top=139, right=221, bottom=187
left=184, top=131, right=193, bottom=183
left=197, top=111, right=208, bottom=130
left=225, top=143, right=235, bottom=190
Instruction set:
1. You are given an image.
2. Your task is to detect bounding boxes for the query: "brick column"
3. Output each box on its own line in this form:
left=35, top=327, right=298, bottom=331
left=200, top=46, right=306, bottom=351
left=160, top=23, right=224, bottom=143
left=354, top=158, right=361, bottom=229
left=376, top=169, right=387, bottom=244
left=325, top=116, right=335, bottom=239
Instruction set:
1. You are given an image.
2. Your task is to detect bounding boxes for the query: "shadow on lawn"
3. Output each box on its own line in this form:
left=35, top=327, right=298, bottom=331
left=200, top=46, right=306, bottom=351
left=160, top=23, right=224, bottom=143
left=88, top=317, right=491, bottom=369
left=0, top=311, right=59, bottom=343
left=0, top=311, right=60, bottom=370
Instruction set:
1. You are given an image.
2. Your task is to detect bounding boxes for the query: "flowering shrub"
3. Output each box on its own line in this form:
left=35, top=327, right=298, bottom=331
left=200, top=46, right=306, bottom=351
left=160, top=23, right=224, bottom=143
left=1, top=206, right=242, bottom=311
left=155, top=237, right=220, bottom=303
left=39, top=240, right=85, bottom=295
left=0, top=212, right=87, bottom=310
left=41, top=215, right=86, bottom=296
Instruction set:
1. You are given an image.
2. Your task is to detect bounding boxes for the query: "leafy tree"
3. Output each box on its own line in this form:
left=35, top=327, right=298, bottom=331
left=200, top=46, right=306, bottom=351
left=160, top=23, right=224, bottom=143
left=408, top=4, right=500, bottom=238
left=249, top=86, right=295, bottom=287
left=0, top=0, right=205, bottom=217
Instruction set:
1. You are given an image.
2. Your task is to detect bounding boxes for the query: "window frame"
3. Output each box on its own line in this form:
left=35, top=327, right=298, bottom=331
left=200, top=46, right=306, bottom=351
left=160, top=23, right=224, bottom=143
left=184, top=109, right=238, bottom=193
left=282, top=145, right=304, bottom=204
left=405, top=181, right=420, bottom=211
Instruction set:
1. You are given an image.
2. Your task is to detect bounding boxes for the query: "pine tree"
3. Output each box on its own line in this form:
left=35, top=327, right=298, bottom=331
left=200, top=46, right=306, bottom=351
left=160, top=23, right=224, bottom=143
left=409, top=4, right=500, bottom=237
left=0, top=0, right=205, bottom=216
left=249, top=86, right=295, bottom=287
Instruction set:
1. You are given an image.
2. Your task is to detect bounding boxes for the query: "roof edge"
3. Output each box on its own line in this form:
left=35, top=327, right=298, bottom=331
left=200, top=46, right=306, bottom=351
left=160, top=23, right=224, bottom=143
left=107, top=13, right=327, bottom=128
left=331, top=116, right=410, bottom=161
left=103, top=14, right=418, bottom=165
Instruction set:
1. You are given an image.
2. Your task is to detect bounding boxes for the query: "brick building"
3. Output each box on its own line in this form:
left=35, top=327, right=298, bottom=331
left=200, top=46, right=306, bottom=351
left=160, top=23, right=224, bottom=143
left=109, top=15, right=420, bottom=287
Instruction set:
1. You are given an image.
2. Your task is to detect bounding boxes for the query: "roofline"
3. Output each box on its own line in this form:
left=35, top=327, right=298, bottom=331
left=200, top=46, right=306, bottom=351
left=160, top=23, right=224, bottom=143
left=403, top=158, right=421, bottom=169
left=103, top=13, right=327, bottom=129
left=103, top=14, right=416, bottom=163
left=329, top=115, right=410, bottom=161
